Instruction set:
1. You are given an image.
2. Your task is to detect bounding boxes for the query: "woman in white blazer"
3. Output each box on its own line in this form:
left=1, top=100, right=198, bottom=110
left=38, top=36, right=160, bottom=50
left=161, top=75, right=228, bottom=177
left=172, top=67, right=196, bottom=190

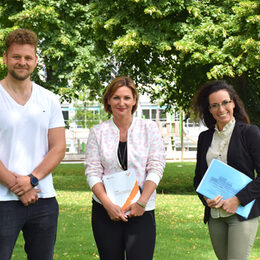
left=85, top=76, right=165, bottom=260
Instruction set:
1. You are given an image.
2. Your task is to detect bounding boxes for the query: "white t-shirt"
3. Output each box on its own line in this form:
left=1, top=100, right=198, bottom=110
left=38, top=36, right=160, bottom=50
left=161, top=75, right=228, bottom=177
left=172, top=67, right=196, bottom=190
left=0, top=82, right=65, bottom=200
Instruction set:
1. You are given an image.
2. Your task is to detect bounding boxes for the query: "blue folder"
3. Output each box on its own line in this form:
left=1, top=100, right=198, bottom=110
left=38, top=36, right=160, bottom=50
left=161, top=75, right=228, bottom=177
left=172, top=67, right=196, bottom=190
left=196, top=159, right=255, bottom=218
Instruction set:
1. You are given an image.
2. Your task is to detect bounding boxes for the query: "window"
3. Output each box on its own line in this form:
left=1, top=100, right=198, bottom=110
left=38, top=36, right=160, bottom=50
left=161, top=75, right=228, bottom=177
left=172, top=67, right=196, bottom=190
left=151, top=109, right=157, bottom=120
left=62, top=110, right=69, bottom=128
left=142, top=109, right=150, bottom=119
left=184, top=119, right=199, bottom=128
left=142, top=108, right=167, bottom=121
left=159, top=109, right=167, bottom=120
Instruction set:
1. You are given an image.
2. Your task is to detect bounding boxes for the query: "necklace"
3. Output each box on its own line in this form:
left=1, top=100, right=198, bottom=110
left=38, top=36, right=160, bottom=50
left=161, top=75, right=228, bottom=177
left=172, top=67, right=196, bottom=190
left=118, top=141, right=127, bottom=170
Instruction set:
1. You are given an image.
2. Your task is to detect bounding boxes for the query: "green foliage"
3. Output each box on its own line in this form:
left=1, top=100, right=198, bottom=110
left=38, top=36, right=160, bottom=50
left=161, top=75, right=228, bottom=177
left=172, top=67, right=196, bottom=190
left=0, top=0, right=107, bottom=102
left=88, top=0, right=260, bottom=124
left=71, top=103, right=109, bottom=129
left=0, top=0, right=259, bottom=124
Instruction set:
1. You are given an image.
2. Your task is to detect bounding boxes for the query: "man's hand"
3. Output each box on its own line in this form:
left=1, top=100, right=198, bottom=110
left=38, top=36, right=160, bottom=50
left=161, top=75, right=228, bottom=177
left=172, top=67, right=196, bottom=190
left=19, top=188, right=40, bottom=206
left=10, top=175, right=32, bottom=196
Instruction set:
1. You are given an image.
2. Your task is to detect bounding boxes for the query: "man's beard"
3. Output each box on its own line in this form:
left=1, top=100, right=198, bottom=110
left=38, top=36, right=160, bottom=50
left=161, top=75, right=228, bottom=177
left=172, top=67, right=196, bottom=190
left=9, top=69, right=31, bottom=81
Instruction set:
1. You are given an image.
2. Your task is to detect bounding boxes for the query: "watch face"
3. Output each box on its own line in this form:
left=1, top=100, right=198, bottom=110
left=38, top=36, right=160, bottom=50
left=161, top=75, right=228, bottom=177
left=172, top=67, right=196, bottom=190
left=31, top=177, right=38, bottom=186
left=30, top=175, right=39, bottom=186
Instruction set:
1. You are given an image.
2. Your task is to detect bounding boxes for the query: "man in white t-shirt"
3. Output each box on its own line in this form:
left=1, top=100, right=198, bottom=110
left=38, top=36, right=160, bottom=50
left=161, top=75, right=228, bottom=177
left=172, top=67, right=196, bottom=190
left=0, top=28, right=66, bottom=260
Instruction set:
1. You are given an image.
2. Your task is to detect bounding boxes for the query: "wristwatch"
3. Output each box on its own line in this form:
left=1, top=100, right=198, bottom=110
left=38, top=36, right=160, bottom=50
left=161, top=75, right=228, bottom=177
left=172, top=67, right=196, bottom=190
left=28, top=174, right=39, bottom=187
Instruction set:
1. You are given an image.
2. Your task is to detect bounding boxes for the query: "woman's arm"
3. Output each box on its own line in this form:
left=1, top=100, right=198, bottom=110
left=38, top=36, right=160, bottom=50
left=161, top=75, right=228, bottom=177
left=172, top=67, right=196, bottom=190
left=194, top=133, right=209, bottom=206
left=85, top=128, right=104, bottom=189
left=232, top=125, right=260, bottom=205
left=126, top=121, right=165, bottom=217
left=85, top=127, right=128, bottom=222
left=145, top=121, right=165, bottom=186
left=126, top=180, right=156, bottom=217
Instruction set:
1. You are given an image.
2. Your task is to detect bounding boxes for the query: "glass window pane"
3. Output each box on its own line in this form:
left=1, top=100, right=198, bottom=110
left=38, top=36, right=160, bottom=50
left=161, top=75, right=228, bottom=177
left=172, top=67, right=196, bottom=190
left=142, top=109, right=150, bottom=119
left=152, top=109, right=157, bottom=120
left=159, top=109, right=166, bottom=120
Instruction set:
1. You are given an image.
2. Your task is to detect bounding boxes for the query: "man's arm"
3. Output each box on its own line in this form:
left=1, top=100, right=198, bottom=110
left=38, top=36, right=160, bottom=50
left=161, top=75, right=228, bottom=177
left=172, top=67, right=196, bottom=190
left=11, top=127, right=66, bottom=195
left=0, top=160, right=16, bottom=189
left=32, top=127, right=66, bottom=180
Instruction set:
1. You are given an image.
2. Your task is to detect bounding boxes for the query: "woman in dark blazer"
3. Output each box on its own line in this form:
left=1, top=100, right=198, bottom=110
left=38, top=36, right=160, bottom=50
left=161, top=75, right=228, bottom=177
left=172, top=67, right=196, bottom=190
left=193, top=80, right=260, bottom=260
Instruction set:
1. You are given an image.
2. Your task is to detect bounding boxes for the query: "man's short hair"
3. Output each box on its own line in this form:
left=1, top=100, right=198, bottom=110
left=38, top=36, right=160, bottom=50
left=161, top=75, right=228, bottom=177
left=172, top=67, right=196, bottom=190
left=5, top=28, right=38, bottom=54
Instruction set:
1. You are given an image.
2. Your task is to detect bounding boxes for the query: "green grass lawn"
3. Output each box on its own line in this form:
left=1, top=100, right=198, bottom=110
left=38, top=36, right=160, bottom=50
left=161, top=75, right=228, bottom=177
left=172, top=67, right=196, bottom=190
left=12, top=162, right=260, bottom=259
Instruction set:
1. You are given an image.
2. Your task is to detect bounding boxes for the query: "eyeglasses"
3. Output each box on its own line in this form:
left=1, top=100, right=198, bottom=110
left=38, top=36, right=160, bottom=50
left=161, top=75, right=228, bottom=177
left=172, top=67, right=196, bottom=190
left=209, top=100, right=233, bottom=111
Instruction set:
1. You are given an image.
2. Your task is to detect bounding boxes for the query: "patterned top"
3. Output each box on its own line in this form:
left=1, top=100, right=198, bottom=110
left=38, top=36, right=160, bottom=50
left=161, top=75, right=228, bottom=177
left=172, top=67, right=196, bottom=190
left=84, top=117, right=166, bottom=210
left=206, top=118, right=235, bottom=218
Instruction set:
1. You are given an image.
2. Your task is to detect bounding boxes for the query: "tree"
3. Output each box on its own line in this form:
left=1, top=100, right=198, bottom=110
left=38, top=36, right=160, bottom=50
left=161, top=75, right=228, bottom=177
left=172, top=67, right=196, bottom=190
left=0, top=0, right=107, bottom=102
left=1, top=0, right=259, bottom=124
left=173, top=0, right=260, bottom=123
left=87, top=0, right=260, bottom=124
left=71, top=103, right=109, bottom=129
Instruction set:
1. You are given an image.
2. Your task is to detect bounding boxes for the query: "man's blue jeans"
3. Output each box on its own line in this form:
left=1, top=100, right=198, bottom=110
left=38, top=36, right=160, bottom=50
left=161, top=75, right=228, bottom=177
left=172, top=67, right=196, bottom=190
left=0, top=197, right=59, bottom=260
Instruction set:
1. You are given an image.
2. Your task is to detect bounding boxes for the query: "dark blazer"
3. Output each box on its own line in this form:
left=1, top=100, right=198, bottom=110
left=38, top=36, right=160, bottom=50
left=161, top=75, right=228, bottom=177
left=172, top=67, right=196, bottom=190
left=194, top=120, right=260, bottom=224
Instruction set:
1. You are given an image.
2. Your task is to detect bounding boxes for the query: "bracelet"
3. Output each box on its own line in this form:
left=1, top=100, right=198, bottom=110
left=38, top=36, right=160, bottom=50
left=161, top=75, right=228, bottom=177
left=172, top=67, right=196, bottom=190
left=136, top=201, right=146, bottom=208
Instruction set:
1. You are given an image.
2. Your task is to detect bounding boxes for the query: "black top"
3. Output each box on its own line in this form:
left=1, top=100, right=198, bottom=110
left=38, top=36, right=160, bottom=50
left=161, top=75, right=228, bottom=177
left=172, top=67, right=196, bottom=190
left=118, top=141, right=127, bottom=170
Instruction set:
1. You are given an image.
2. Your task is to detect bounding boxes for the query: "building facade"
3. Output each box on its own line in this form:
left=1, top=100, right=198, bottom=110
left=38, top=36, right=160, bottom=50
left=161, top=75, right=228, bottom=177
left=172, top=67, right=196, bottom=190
left=61, top=94, right=206, bottom=161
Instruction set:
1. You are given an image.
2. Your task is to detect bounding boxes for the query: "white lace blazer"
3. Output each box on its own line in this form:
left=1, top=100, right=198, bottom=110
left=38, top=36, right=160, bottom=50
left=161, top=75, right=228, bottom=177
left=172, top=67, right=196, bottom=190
left=84, top=117, right=165, bottom=210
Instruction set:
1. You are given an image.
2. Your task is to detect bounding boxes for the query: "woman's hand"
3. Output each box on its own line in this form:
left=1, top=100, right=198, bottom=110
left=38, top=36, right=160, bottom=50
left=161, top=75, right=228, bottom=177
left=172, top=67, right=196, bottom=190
left=204, top=195, right=224, bottom=208
left=124, top=202, right=145, bottom=218
left=104, top=202, right=128, bottom=222
left=222, top=196, right=240, bottom=214
left=92, top=183, right=128, bottom=222
left=123, top=180, right=155, bottom=218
